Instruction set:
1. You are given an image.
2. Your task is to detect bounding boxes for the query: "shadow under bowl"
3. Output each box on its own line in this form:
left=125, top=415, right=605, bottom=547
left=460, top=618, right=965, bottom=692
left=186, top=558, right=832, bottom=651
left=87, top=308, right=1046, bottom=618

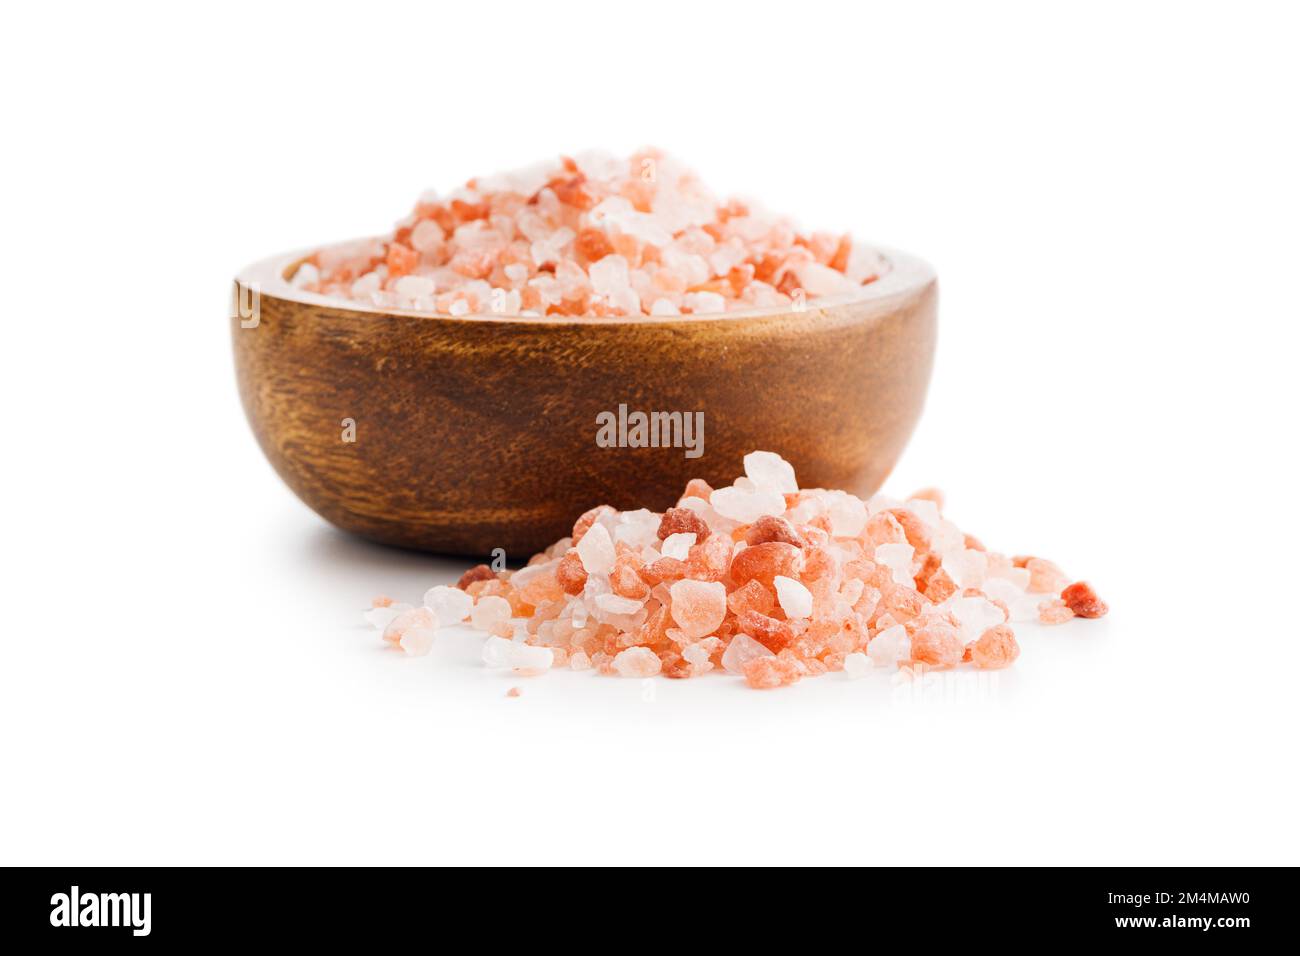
left=232, top=242, right=937, bottom=557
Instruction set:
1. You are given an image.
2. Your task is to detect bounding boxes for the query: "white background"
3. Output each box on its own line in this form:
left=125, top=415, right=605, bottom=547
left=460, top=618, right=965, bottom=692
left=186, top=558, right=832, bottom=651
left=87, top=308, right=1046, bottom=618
left=2, top=1, right=1297, bottom=865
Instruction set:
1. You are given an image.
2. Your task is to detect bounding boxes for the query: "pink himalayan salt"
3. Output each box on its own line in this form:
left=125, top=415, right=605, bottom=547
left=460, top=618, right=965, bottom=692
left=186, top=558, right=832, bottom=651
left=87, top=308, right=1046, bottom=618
left=506, top=686, right=522, bottom=698
left=302, top=150, right=887, bottom=317
left=366, top=454, right=1106, bottom=690
left=1038, top=599, right=1074, bottom=625
left=668, top=579, right=726, bottom=639
left=971, top=624, right=1020, bottom=669
left=613, top=646, right=662, bottom=678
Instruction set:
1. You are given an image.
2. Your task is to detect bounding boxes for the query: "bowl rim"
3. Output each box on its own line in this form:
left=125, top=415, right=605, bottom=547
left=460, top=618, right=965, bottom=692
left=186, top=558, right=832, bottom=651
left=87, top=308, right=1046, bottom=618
left=236, top=238, right=935, bottom=326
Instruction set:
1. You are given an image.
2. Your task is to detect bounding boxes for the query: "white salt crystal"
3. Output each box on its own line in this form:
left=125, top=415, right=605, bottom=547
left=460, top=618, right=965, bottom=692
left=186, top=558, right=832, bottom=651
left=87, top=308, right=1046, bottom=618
left=650, top=298, right=679, bottom=316
left=903, top=498, right=942, bottom=529
left=363, top=602, right=412, bottom=630
left=793, top=261, right=859, bottom=296
left=410, top=219, right=445, bottom=252
left=721, top=633, right=775, bottom=675
left=948, top=595, right=1007, bottom=643
left=398, top=626, right=436, bottom=656
left=394, top=275, right=435, bottom=300
left=470, top=595, right=512, bottom=631
left=350, top=272, right=381, bottom=298
left=661, top=531, right=696, bottom=561
left=867, top=624, right=911, bottom=667
left=743, top=451, right=798, bottom=494
left=843, top=652, right=873, bottom=679
left=929, top=519, right=966, bottom=556
left=291, top=262, right=320, bottom=289
left=575, top=523, right=616, bottom=575
left=943, top=548, right=989, bottom=589
left=710, top=485, right=786, bottom=523
left=594, top=592, right=645, bottom=615
left=422, top=586, right=472, bottom=626
left=874, top=542, right=916, bottom=587
left=823, top=490, right=869, bottom=537
left=613, top=509, right=660, bottom=550
left=589, top=254, right=630, bottom=297
left=382, top=606, right=433, bottom=644
left=682, top=290, right=727, bottom=314
left=773, top=575, right=813, bottom=619
left=482, top=636, right=553, bottom=673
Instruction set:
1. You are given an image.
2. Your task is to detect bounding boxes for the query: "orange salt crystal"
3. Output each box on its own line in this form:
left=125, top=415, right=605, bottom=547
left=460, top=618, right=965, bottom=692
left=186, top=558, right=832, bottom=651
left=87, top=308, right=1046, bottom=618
left=385, top=242, right=419, bottom=279
left=1038, top=598, right=1074, bottom=625
left=681, top=478, right=713, bottom=501
left=506, top=686, right=522, bottom=698
left=737, top=610, right=796, bottom=653
left=571, top=504, right=613, bottom=544
left=910, top=626, right=965, bottom=668
left=742, top=654, right=803, bottom=689
left=610, top=554, right=650, bottom=600
left=886, top=508, right=932, bottom=552
left=575, top=227, right=614, bottom=263
left=371, top=595, right=394, bottom=608
left=744, top=515, right=802, bottom=548
left=730, top=541, right=803, bottom=589
left=556, top=551, right=587, bottom=594
left=1026, top=557, right=1069, bottom=594
left=650, top=556, right=695, bottom=586
left=1061, top=581, right=1108, bottom=618
left=456, top=564, right=495, bottom=590
left=971, top=625, right=1020, bottom=669
left=727, top=579, right=775, bottom=617
left=657, top=507, right=710, bottom=541
left=686, top=533, right=731, bottom=582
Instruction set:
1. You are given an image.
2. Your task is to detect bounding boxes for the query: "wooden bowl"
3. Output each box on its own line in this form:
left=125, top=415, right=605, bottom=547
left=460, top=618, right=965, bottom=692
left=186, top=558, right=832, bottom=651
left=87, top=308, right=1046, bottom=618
left=232, top=242, right=937, bottom=557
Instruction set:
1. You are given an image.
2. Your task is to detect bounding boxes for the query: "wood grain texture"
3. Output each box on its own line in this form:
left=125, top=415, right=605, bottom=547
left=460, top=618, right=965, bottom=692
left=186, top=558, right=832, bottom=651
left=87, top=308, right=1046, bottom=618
left=232, top=245, right=937, bottom=557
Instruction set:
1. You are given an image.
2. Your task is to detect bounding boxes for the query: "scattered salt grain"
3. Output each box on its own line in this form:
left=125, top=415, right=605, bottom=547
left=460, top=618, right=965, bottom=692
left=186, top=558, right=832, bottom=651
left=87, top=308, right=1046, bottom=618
left=470, top=595, right=512, bottom=631
left=423, top=585, right=473, bottom=625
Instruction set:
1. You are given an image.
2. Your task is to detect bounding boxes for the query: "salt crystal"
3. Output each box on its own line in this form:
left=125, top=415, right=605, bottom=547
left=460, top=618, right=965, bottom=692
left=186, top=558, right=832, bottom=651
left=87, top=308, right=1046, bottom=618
left=874, top=542, right=916, bottom=587
left=398, top=626, right=436, bottom=656
left=948, top=595, right=1007, bottom=643
left=594, top=592, right=644, bottom=616
left=743, top=451, right=798, bottom=494
left=423, top=585, right=473, bottom=625
left=482, top=636, right=553, bottom=673
left=613, top=646, right=662, bottom=677
left=394, top=275, right=435, bottom=300
left=470, top=595, right=512, bottom=631
left=381, top=606, right=434, bottom=645
left=773, top=575, right=813, bottom=619
left=669, top=579, right=726, bottom=639
left=822, top=491, right=869, bottom=537
left=721, top=633, right=775, bottom=675
left=843, top=651, right=873, bottom=679
left=682, top=291, right=727, bottom=314
left=291, top=262, right=320, bottom=289
left=943, top=548, right=989, bottom=589
left=575, top=522, right=616, bottom=575
left=709, top=485, right=786, bottom=523
left=867, top=624, right=911, bottom=667
left=661, top=531, right=696, bottom=561
left=363, top=601, right=412, bottom=630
